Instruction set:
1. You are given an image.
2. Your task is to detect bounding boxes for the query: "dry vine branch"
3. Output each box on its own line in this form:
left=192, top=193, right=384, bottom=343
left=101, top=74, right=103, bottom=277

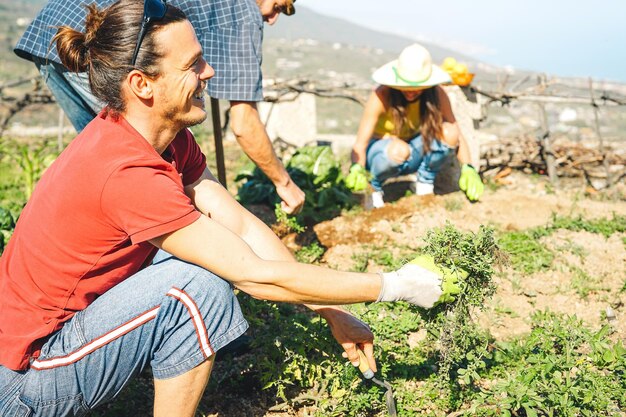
left=0, top=78, right=55, bottom=136
left=480, top=135, right=625, bottom=189
left=264, top=79, right=366, bottom=106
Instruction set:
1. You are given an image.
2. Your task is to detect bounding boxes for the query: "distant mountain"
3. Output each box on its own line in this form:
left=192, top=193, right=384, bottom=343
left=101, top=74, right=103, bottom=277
left=264, top=6, right=478, bottom=64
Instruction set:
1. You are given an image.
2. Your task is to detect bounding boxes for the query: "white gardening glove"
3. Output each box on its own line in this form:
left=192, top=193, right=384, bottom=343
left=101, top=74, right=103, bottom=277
left=376, top=262, right=443, bottom=308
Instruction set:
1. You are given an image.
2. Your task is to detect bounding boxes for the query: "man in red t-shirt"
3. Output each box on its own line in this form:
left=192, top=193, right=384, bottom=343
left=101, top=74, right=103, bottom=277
left=0, top=1, right=449, bottom=416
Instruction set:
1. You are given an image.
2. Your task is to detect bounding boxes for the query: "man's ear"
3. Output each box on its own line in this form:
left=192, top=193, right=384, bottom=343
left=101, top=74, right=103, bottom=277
left=127, top=70, right=154, bottom=100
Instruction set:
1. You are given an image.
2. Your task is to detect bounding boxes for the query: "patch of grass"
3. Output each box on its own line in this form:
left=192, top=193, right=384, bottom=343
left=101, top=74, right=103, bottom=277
left=569, top=265, right=602, bottom=299
left=553, top=238, right=586, bottom=259
left=484, top=177, right=504, bottom=192
left=350, top=252, right=370, bottom=272
left=497, top=213, right=626, bottom=275
left=548, top=213, right=626, bottom=238
left=498, top=231, right=554, bottom=274
left=444, top=197, right=464, bottom=212
left=494, top=303, right=520, bottom=318
left=471, top=311, right=626, bottom=416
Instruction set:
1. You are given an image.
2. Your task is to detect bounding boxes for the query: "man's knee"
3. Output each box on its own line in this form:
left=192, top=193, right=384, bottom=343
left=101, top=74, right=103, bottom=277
left=386, top=139, right=411, bottom=163
left=151, top=264, right=247, bottom=378
left=174, top=263, right=235, bottom=306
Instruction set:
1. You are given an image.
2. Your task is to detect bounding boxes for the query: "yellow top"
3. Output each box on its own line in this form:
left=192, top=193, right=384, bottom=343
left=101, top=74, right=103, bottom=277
left=373, top=99, right=421, bottom=140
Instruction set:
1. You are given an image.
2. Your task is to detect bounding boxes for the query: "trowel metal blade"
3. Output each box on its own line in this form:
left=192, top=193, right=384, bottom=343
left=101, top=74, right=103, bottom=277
left=372, top=377, right=397, bottom=417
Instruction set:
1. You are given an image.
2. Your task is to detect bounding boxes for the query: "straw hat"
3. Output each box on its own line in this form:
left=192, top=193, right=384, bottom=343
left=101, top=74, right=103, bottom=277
left=372, top=43, right=451, bottom=89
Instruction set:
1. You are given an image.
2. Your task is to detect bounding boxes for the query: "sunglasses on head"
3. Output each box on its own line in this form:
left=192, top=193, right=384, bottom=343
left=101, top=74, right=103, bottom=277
left=277, top=0, right=296, bottom=16
left=130, top=0, right=168, bottom=66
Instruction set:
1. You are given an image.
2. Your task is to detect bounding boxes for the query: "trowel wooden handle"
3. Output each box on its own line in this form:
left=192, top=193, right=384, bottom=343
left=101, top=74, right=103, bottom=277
left=357, top=349, right=375, bottom=379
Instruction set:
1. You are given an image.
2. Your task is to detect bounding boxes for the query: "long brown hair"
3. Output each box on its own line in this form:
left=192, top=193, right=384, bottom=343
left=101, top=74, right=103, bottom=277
left=53, top=0, right=186, bottom=114
left=388, top=87, right=443, bottom=154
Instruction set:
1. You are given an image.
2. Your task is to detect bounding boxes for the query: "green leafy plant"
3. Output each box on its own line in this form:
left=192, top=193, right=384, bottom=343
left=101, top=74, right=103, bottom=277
left=235, top=146, right=358, bottom=224
left=0, top=206, right=16, bottom=255
left=5, top=140, right=57, bottom=200
left=471, top=311, right=626, bottom=416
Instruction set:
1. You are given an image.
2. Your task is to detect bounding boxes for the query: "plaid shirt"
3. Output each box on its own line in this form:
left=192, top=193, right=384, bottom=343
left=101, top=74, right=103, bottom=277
left=15, top=0, right=263, bottom=101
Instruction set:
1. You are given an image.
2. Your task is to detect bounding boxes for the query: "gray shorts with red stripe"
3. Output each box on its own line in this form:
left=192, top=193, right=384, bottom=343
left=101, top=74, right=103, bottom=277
left=0, top=255, right=248, bottom=417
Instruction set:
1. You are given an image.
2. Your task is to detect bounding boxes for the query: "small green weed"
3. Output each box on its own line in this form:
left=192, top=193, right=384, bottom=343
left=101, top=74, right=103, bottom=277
left=274, top=204, right=305, bottom=234
left=295, top=242, right=325, bottom=264
left=350, top=252, right=370, bottom=272
left=417, top=224, right=506, bottom=406
left=569, top=265, right=604, bottom=299
left=3, top=139, right=58, bottom=200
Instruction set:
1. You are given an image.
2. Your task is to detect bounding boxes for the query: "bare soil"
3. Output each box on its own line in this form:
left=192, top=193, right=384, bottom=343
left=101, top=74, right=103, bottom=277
left=312, top=173, right=626, bottom=340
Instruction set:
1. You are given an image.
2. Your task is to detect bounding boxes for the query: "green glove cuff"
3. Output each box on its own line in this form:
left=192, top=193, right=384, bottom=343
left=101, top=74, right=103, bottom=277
left=462, top=164, right=476, bottom=173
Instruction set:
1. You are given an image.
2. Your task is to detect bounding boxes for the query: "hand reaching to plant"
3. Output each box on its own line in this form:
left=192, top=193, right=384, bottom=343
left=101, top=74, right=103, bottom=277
left=275, top=177, right=305, bottom=215
left=312, top=306, right=377, bottom=373
left=377, top=254, right=463, bottom=308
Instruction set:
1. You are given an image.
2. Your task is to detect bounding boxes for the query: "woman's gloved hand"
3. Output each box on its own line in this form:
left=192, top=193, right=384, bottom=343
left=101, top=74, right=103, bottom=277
left=376, top=255, right=464, bottom=308
left=345, top=163, right=369, bottom=192
left=459, top=164, right=484, bottom=201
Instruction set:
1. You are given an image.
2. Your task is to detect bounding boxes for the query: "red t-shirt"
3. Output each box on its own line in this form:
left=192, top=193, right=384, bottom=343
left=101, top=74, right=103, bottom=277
left=0, top=111, right=206, bottom=370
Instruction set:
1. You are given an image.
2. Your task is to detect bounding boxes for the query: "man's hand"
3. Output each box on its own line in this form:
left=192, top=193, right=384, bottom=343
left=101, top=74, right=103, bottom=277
left=345, top=163, right=369, bottom=192
left=229, top=101, right=305, bottom=215
left=458, top=164, right=484, bottom=202
left=377, top=254, right=465, bottom=308
left=313, top=306, right=376, bottom=373
left=275, top=178, right=305, bottom=215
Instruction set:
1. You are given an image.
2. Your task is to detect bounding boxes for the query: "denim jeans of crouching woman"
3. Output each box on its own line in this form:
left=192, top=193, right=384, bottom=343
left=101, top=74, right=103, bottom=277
left=366, top=134, right=454, bottom=191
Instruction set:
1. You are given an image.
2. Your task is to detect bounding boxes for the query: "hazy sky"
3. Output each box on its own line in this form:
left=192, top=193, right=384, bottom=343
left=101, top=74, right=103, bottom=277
left=300, top=0, right=626, bottom=82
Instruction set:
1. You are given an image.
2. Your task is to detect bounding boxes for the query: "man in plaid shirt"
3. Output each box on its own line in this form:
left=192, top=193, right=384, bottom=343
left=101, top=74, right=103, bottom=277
left=14, top=0, right=305, bottom=215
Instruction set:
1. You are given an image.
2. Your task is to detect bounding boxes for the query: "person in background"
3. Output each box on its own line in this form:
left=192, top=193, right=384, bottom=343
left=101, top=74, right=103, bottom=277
left=0, top=3, right=458, bottom=416
left=14, top=0, right=305, bottom=215
left=345, top=43, right=484, bottom=208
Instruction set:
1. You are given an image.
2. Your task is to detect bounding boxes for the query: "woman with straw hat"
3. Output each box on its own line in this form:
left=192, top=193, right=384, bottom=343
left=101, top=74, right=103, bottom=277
left=345, top=43, right=483, bottom=208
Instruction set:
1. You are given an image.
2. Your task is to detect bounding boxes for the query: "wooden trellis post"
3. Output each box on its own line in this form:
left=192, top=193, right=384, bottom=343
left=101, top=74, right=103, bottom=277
left=588, top=77, right=612, bottom=187
left=210, top=97, right=227, bottom=187
left=537, top=75, right=558, bottom=184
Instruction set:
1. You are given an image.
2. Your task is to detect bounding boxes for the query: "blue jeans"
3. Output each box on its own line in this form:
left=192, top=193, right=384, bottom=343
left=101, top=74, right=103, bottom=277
left=365, top=135, right=455, bottom=191
left=0, top=257, right=248, bottom=417
left=33, top=57, right=104, bottom=132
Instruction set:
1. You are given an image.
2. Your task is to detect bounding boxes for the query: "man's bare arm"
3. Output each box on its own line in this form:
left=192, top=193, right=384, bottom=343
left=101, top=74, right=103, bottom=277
left=229, top=101, right=305, bottom=214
